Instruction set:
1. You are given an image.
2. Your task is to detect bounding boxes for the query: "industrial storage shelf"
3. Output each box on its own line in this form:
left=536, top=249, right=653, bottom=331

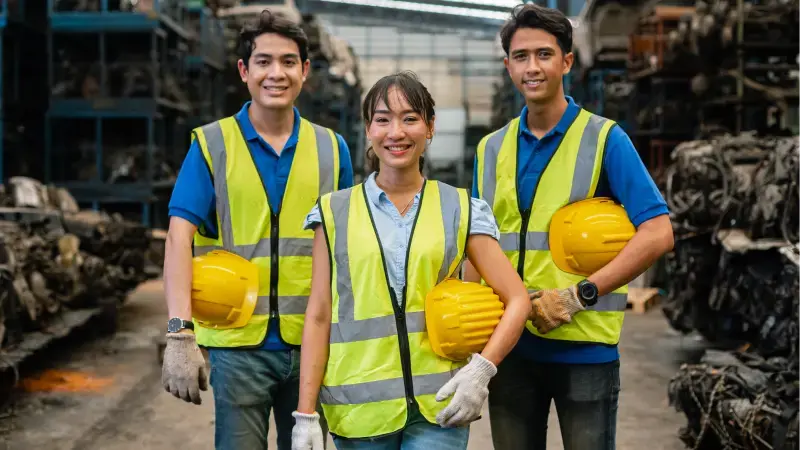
left=56, top=181, right=175, bottom=203
left=46, top=0, right=190, bottom=39
left=49, top=12, right=190, bottom=39
left=43, top=0, right=194, bottom=226
left=48, top=98, right=192, bottom=118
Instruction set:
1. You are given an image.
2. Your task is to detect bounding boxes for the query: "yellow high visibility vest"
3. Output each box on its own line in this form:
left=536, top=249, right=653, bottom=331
left=191, top=115, right=340, bottom=348
left=318, top=180, right=470, bottom=439
left=475, top=108, right=628, bottom=346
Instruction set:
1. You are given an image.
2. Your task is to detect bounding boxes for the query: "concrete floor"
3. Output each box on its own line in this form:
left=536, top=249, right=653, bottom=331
left=0, top=279, right=707, bottom=450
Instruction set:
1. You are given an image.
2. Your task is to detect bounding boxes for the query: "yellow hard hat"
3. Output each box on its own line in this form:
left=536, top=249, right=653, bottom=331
left=549, top=197, right=636, bottom=277
left=425, top=278, right=505, bottom=361
left=191, top=250, right=259, bottom=329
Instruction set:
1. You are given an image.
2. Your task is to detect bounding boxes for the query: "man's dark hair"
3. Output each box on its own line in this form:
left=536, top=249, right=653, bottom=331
left=237, top=9, right=309, bottom=65
left=500, top=4, right=573, bottom=56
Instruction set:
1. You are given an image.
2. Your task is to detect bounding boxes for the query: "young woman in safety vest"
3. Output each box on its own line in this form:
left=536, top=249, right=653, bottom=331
left=289, top=71, right=532, bottom=450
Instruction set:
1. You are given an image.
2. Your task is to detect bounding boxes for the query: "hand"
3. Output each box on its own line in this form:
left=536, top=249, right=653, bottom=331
left=161, top=332, right=208, bottom=405
left=292, top=411, right=325, bottom=450
left=528, top=286, right=585, bottom=334
left=435, top=353, right=497, bottom=428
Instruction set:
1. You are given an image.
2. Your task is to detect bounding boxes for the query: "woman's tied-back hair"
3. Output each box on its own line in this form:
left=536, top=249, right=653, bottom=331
left=362, top=71, right=436, bottom=173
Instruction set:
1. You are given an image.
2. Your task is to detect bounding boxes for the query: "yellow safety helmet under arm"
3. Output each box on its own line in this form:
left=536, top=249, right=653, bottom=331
left=425, top=278, right=505, bottom=361
left=549, top=197, right=636, bottom=277
left=191, top=250, right=259, bottom=329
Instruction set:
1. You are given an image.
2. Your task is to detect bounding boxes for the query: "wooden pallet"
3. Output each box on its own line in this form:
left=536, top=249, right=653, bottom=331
left=626, top=287, right=661, bottom=314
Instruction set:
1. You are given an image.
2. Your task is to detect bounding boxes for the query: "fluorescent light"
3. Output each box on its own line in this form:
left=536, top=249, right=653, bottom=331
left=321, top=0, right=511, bottom=20
left=439, top=0, right=521, bottom=7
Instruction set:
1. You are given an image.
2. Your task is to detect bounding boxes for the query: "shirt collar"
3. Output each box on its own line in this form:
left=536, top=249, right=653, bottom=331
left=364, top=172, right=423, bottom=208
left=235, top=101, right=301, bottom=150
left=518, top=95, right=580, bottom=138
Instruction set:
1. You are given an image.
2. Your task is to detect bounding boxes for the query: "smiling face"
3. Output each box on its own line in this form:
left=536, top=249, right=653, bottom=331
left=366, top=86, right=434, bottom=173
left=237, top=32, right=309, bottom=111
left=504, top=27, right=573, bottom=106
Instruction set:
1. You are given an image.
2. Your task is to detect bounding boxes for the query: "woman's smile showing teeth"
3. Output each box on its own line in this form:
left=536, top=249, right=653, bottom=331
left=386, top=144, right=411, bottom=155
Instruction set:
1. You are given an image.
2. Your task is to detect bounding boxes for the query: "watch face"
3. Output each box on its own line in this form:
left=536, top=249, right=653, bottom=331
left=579, top=283, right=598, bottom=305
left=167, top=318, right=182, bottom=333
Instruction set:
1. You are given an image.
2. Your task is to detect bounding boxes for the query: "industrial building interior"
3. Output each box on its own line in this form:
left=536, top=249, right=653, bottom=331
left=0, top=0, right=796, bottom=449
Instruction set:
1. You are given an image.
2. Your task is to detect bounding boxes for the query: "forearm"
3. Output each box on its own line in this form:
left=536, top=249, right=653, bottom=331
left=297, top=318, right=330, bottom=414
left=479, top=294, right=529, bottom=366
left=463, top=260, right=481, bottom=283
left=588, top=215, right=674, bottom=296
left=164, top=218, right=196, bottom=321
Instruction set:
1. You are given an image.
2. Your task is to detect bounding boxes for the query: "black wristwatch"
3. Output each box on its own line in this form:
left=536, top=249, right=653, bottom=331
left=576, top=280, right=599, bottom=307
left=167, top=317, right=195, bottom=333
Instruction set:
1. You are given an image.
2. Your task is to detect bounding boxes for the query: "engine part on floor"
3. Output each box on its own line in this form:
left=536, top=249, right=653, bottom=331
left=0, top=177, right=163, bottom=349
left=668, top=349, right=799, bottom=450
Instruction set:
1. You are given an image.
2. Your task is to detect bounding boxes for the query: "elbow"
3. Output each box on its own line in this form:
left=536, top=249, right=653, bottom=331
left=660, top=222, right=675, bottom=255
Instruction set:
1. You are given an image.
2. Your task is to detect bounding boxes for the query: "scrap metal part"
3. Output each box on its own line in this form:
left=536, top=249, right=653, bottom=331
left=0, top=177, right=163, bottom=350
left=668, top=349, right=799, bottom=450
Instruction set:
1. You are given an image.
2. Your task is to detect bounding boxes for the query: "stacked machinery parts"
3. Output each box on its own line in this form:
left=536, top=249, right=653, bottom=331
left=0, top=177, right=163, bottom=350
left=668, top=349, right=798, bottom=450
left=661, top=133, right=799, bottom=449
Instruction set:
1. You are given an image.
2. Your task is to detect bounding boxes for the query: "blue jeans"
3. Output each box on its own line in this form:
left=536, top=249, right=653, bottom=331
left=208, top=347, right=328, bottom=450
left=331, top=405, right=469, bottom=450
left=488, top=352, right=620, bottom=450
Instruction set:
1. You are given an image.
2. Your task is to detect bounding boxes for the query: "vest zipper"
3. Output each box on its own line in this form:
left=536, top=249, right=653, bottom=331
left=517, top=209, right=531, bottom=278
left=392, top=289, right=416, bottom=406
left=270, top=212, right=279, bottom=319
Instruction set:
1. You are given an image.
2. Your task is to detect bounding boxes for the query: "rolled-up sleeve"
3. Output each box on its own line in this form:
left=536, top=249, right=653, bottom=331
left=468, top=198, right=499, bottom=241
left=303, top=203, right=323, bottom=231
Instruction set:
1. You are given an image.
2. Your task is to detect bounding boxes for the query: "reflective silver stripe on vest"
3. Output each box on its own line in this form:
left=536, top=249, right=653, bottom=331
left=195, top=237, right=314, bottom=259
left=569, top=114, right=609, bottom=203
left=436, top=184, right=463, bottom=283
left=590, top=292, right=628, bottom=312
left=498, top=231, right=549, bottom=252
left=202, top=121, right=234, bottom=252
left=328, top=184, right=463, bottom=344
left=252, top=295, right=309, bottom=315
left=480, top=123, right=510, bottom=208
left=312, top=123, right=336, bottom=195
left=320, top=371, right=457, bottom=405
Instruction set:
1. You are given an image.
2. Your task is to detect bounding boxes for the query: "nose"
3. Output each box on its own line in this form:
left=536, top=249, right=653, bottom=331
left=525, top=58, right=541, bottom=76
left=387, top=119, right=405, bottom=139
left=266, top=61, right=286, bottom=80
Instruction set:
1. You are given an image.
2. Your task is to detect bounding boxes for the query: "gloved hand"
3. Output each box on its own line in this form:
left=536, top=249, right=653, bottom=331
left=292, top=411, right=325, bottom=450
left=435, top=353, right=497, bottom=428
left=161, top=332, right=208, bottom=405
left=529, top=286, right=585, bottom=334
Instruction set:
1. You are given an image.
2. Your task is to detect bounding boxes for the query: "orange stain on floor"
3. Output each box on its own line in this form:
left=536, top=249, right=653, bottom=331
left=20, top=369, right=115, bottom=393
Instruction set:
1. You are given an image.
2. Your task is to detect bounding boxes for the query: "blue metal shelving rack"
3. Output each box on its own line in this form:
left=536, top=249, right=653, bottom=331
left=185, top=3, right=225, bottom=130
left=0, top=0, right=27, bottom=182
left=45, top=0, right=192, bottom=226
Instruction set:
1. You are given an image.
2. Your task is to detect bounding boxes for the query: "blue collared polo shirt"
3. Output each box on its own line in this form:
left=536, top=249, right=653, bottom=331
left=169, top=101, right=354, bottom=351
left=471, top=96, right=669, bottom=364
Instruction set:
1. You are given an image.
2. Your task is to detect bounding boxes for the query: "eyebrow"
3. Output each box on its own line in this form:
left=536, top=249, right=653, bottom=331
left=253, top=52, right=300, bottom=59
left=374, top=109, right=416, bottom=114
left=511, top=46, right=555, bottom=55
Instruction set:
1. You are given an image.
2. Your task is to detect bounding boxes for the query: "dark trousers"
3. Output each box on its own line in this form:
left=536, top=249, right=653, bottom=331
left=487, top=352, right=620, bottom=450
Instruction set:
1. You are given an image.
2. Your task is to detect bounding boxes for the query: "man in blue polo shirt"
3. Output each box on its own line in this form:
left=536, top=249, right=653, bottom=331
left=160, top=9, right=352, bottom=450
left=467, top=4, right=673, bottom=449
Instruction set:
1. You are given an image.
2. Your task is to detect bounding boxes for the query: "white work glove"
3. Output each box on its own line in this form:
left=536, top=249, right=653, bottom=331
left=435, top=353, right=498, bottom=428
left=291, top=411, right=325, bottom=450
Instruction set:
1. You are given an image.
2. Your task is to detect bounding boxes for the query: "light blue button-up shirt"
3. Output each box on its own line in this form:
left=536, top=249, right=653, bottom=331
left=304, top=173, right=500, bottom=304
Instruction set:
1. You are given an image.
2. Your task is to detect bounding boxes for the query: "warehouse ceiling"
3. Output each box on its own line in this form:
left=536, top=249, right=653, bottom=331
left=225, top=0, right=524, bottom=34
